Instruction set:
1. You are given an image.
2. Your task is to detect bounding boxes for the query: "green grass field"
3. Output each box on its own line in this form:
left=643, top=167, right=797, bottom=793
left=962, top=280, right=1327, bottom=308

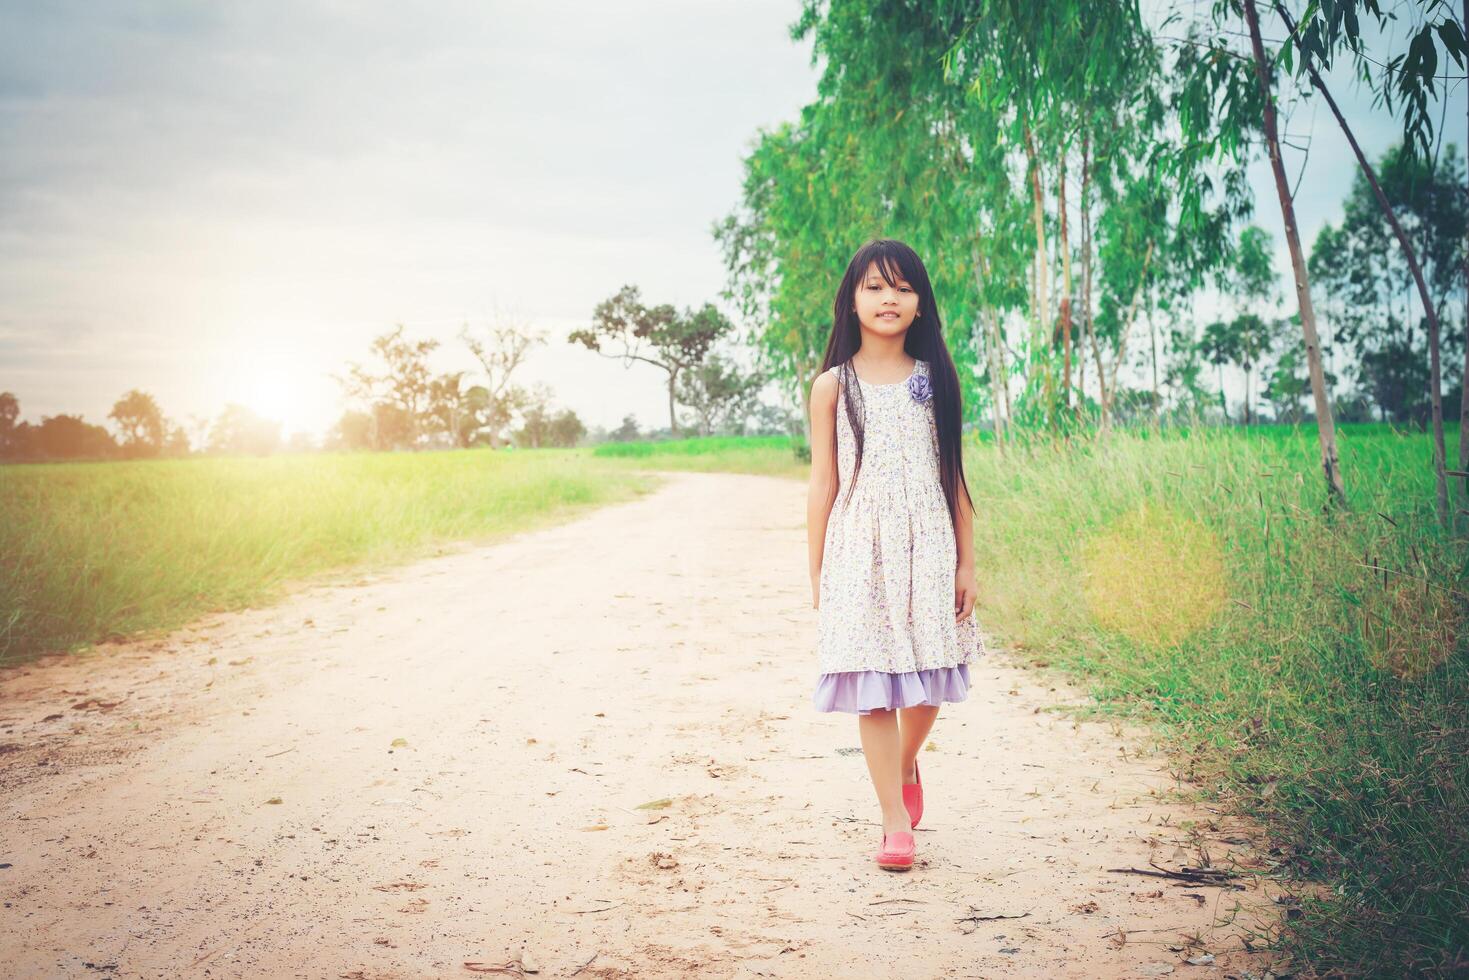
left=0, top=448, right=659, bottom=665
left=593, top=433, right=810, bottom=478
left=2, top=423, right=1463, bottom=974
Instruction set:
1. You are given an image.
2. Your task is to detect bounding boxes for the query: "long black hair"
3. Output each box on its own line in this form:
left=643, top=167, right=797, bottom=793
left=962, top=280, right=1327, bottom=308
left=818, top=238, right=972, bottom=531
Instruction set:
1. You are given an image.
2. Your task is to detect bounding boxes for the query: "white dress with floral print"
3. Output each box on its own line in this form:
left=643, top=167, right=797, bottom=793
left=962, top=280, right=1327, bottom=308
left=814, top=357, right=986, bottom=682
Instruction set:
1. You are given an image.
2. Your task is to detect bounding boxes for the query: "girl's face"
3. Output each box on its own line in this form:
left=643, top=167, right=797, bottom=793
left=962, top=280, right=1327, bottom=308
left=852, top=260, right=919, bottom=337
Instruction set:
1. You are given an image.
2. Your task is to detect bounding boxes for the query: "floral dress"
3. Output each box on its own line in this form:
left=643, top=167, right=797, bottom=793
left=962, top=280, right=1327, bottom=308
left=812, top=356, right=986, bottom=714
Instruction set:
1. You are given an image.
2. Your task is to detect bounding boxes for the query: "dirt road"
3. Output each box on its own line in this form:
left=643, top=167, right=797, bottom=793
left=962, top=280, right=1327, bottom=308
left=1, top=470, right=1287, bottom=978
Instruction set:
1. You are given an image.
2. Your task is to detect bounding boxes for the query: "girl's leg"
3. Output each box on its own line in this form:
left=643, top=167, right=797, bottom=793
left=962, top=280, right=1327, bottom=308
left=897, top=704, right=940, bottom=784
left=856, top=708, right=911, bottom=836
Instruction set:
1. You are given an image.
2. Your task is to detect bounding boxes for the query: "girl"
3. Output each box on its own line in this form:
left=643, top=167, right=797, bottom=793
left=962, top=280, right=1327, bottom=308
left=807, top=238, right=986, bottom=872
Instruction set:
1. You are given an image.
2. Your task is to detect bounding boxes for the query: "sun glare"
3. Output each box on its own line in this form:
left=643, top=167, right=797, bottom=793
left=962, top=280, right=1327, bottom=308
left=238, top=370, right=307, bottom=431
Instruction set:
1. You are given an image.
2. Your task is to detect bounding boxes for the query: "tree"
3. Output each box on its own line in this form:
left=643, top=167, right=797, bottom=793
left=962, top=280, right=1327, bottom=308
left=25, top=414, right=117, bottom=460
left=332, top=324, right=440, bottom=451
left=1200, top=319, right=1238, bottom=420
left=714, top=109, right=877, bottom=445
left=108, top=389, right=167, bottom=458
left=1282, top=0, right=1466, bottom=162
left=1163, top=323, right=1215, bottom=419
left=1241, top=0, right=1346, bottom=500
left=674, top=352, right=764, bottom=436
left=1274, top=0, right=1468, bottom=522
left=0, top=392, right=19, bottom=456
left=1093, top=178, right=1167, bottom=428
left=548, top=409, right=587, bottom=448
left=609, top=414, right=641, bottom=443
left=1261, top=338, right=1312, bottom=423
left=1165, top=0, right=1345, bottom=501
left=1217, top=225, right=1282, bottom=424
left=459, top=312, right=545, bottom=449
left=208, top=404, right=281, bottom=456
left=163, top=423, right=191, bottom=456
left=511, top=383, right=585, bottom=448
left=1309, top=144, right=1467, bottom=428
left=328, top=410, right=375, bottom=451
left=569, top=285, right=733, bottom=437
left=426, top=372, right=495, bottom=448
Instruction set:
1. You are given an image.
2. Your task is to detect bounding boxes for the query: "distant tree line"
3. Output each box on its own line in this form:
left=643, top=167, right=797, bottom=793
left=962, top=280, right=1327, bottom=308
left=0, top=389, right=293, bottom=462
left=0, top=292, right=791, bottom=463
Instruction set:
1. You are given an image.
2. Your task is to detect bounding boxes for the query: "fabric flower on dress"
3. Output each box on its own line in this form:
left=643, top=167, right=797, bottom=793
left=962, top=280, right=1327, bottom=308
left=907, top=371, right=933, bottom=403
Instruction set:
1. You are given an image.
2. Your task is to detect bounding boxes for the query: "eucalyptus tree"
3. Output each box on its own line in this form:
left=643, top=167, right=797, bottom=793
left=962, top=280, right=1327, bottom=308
left=1091, top=175, right=1166, bottom=428
left=725, top=0, right=1236, bottom=445
left=714, top=106, right=881, bottom=445
left=1164, top=0, right=1345, bottom=503
left=937, top=0, right=1164, bottom=427
left=724, top=0, right=1026, bottom=439
left=1273, top=0, right=1467, bottom=521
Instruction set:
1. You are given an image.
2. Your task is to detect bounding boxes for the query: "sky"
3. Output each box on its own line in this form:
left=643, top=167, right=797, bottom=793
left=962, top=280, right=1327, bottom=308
left=0, top=1, right=1464, bottom=442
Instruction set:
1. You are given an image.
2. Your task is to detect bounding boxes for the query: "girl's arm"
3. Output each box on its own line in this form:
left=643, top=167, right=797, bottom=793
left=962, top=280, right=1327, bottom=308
left=806, top=370, right=839, bottom=608
left=953, top=478, right=978, bottom=622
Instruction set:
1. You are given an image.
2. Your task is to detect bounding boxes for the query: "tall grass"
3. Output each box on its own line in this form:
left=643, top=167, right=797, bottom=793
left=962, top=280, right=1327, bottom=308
left=0, top=448, right=658, bottom=665
left=961, top=423, right=1466, bottom=975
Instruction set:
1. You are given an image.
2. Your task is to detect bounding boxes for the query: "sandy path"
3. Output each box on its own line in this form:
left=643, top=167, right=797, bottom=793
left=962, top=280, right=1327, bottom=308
left=2, top=470, right=1288, bottom=979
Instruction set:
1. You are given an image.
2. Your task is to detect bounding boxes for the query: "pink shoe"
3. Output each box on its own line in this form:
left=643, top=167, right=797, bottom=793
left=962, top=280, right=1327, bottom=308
left=902, top=758, right=923, bottom=829
left=875, top=830, right=915, bottom=871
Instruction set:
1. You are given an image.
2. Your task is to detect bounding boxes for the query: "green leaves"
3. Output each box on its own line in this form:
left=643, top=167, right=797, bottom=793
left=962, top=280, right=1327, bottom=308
left=1282, top=0, right=1468, bottom=162
left=1436, top=19, right=1466, bottom=67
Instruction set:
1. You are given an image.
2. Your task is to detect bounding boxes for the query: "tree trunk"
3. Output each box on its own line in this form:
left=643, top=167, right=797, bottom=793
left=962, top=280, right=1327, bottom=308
left=1462, top=0, right=1469, bottom=501
left=1059, top=152, right=1074, bottom=410
left=1272, top=1, right=1444, bottom=522
left=1023, top=125, right=1052, bottom=418
left=1092, top=313, right=1110, bottom=429
left=1243, top=0, right=1346, bottom=505
left=1079, top=133, right=1093, bottom=422
left=1148, top=300, right=1160, bottom=420
left=994, top=308, right=1012, bottom=426
left=1103, top=240, right=1155, bottom=422
left=667, top=369, right=680, bottom=438
left=797, top=358, right=817, bottom=447
left=974, top=251, right=1008, bottom=448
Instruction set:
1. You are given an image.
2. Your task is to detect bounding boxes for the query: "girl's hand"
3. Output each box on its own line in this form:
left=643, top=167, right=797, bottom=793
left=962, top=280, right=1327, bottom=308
left=954, top=566, right=977, bottom=623
left=811, top=578, right=820, bottom=610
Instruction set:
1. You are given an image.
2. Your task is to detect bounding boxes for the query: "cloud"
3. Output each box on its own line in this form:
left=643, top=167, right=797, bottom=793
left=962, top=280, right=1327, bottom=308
left=0, top=0, right=818, bottom=433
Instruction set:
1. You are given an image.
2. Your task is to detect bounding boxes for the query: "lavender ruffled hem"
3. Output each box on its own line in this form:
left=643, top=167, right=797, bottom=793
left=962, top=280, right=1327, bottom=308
left=812, top=664, right=972, bottom=715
